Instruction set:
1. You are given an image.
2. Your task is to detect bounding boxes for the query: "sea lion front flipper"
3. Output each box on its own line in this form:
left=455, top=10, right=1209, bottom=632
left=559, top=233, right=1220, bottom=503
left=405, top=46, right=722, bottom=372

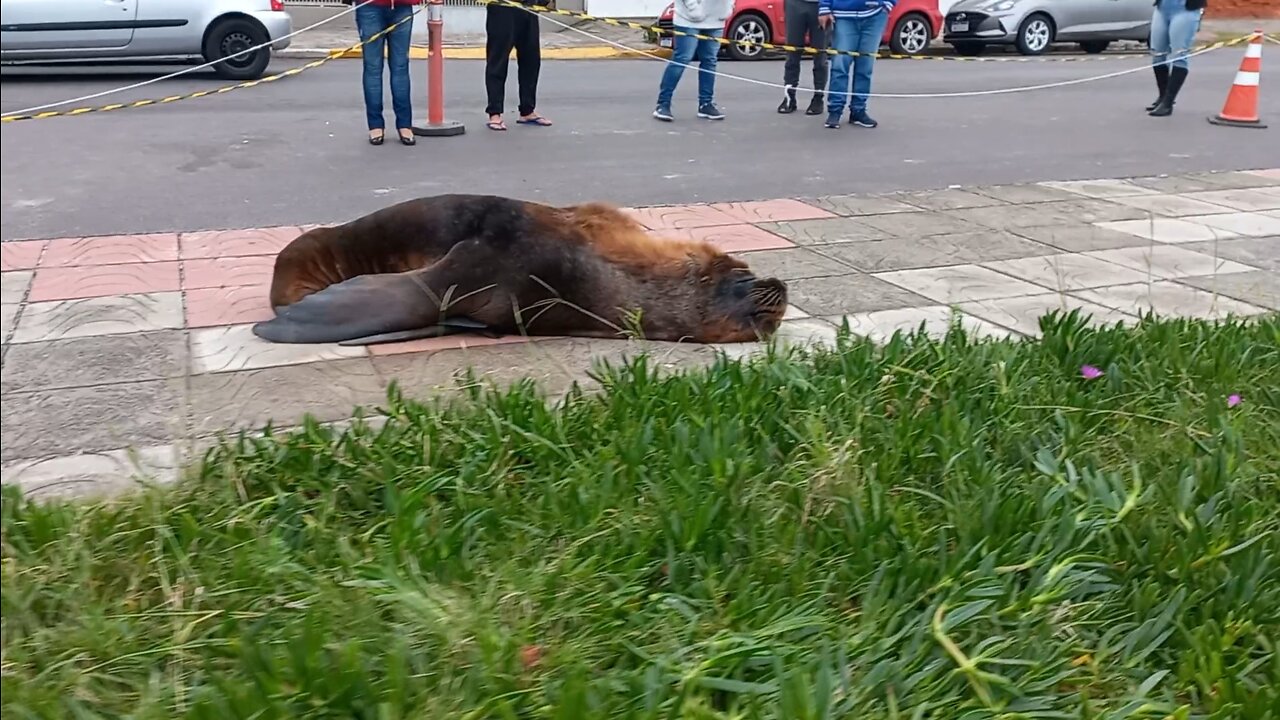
left=335, top=319, right=494, bottom=347
left=252, top=272, right=444, bottom=345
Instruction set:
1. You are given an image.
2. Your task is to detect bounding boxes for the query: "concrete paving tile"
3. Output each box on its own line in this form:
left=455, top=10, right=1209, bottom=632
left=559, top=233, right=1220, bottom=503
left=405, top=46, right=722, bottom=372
left=29, top=261, right=182, bottom=301
left=737, top=247, right=853, bottom=280
left=41, top=233, right=179, bottom=267
left=183, top=254, right=277, bottom=290
left=783, top=304, right=809, bottom=319
left=1189, top=170, right=1280, bottom=189
left=947, top=199, right=1149, bottom=230
left=1127, top=174, right=1245, bottom=194
left=900, top=188, right=1006, bottom=211
left=665, top=224, right=794, bottom=252
left=1, top=379, right=185, bottom=461
left=1010, top=224, right=1153, bottom=252
left=1094, top=218, right=1238, bottom=244
left=1109, top=194, right=1240, bottom=217
left=801, top=194, right=920, bottom=217
left=1082, top=246, right=1260, bottom=280
left=873, top=264, right=1046, bottom=304
left=784, top=274, right=933, bottom=316
left=823, top=306, right=1017, bottom=345
left=1, top=305, right=18, bottom=345
left=707, top=199, right=834, bottom=223
left=1, top=240, right=45, bottom=272
left=757, top=217, right=892, bottom=246
left=1, top=444, right=180, bottom=501
left=2, top=271, right=32, bottom=304
left=179, top=226, right=301, bottom=259
left=1039, top=178, right=1160, bottom=198
left=189, top=323, right=367, bottom=374
left=1184, top=212, right=1280, bottom=238
left=11, top=292, right=184, bottom=344
left=1181, top=188, right=1280, bottom=212
left=185, top=286, right=275, bottom=328
left=1177, top=237, right=1280, bottom=272
left=1, top=330, right=187, bottom=393
left=817, top=231, right=1054, bottom=272
left=1243, top=169, right=1280, bottom=181
left=968, top=183, right=1084, bottom=204
left=956, top=293, right=1136, bottom=338
left=188, top=358, right=388, bottom=436
left=849, top=210, right=985, bottom=239
left=982, top=253, right=1151, bottom=291
left=367, top=332, right=538, bottom=356
left=1265, top=211, right=1280, bottom=219
left=1072, top=281, right=1269, bottom=321
left=626, top=205, right=740, bottom=231
left=1174, top=271, right=1280, bottom=310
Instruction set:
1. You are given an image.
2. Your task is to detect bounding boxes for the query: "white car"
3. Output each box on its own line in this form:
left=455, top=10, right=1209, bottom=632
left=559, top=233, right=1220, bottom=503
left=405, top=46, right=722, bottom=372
left=0, top=0, right=293, bottom=80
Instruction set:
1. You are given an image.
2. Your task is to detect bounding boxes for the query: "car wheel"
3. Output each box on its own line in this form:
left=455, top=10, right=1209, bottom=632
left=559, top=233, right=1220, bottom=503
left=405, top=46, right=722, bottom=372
left=1015, top=13, right=1053, bottom=56
left=1079, top=40, right=1109, bottom=54
left=952, top=41, right=986, bottom=56
left=203, top=17, right=272, bottom=80
left=726, top=13, right=770, bottom=61
left=890, top=13, right=932, bottom=55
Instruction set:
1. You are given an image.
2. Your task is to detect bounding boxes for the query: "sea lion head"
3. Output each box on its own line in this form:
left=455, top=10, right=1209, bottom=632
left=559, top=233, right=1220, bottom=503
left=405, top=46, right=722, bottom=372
left=694, top=255, right=788, bottom=343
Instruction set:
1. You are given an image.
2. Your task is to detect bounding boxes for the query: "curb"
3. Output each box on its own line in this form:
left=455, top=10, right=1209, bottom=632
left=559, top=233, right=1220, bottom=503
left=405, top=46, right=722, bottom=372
left=280, top=45, right=670, bottom=60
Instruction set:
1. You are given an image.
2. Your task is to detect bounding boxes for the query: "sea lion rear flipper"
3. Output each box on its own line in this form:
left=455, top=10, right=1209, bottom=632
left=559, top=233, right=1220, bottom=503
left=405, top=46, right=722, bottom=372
left=335, top=318, right=494, bottom=347
left=252, top=272, right=446, bottom=345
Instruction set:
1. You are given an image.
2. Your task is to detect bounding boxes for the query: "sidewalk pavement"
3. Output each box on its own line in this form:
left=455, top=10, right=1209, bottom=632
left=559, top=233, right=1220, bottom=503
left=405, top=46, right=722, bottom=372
left=2, top=170, right=1278, bottom=499
left=278, top=12, right=1280, bottom=60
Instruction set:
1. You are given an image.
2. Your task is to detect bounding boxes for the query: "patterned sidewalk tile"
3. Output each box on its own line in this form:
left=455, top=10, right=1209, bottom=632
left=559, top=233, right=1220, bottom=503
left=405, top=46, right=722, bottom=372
left=0, top=445, right=180, bottom=501
left=28, top=261, right=182, bottom=302
left=41, top=233, right=179, bottom=267
left=2, top=169, right=1277, bottom=496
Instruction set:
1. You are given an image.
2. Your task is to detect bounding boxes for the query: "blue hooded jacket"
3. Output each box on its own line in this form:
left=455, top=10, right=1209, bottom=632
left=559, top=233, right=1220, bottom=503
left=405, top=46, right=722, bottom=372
left=817, top=0, right=894, bottom=19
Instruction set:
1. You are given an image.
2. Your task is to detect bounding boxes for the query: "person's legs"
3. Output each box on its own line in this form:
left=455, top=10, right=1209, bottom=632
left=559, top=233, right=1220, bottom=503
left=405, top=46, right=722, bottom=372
left=514, top=10, right=545, bottom=120
left=1150, top=5, right=1200, bottom=116
left=849, top=9, right=890, bottom=125
left=386, top=4, right=415, bottom=136
left=485, top=6, right=518, bottom=127
left=779, top=0, right=807, bottom=112
left=695, top=31, right=723, bottom=117
left=356, top=4, right=389, bottom=135
left=1147, top=3, right=1172, bottom=110
left=655, top=27, right=698, bottom=118
left=825, top=18, right=856, bottom=126
left=808, top=6, right=830, bottom=114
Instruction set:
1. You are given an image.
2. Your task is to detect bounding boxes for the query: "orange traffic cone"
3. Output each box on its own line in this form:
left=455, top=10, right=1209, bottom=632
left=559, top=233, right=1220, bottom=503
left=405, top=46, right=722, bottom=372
left=1208, top=30, right=1266, bottom=129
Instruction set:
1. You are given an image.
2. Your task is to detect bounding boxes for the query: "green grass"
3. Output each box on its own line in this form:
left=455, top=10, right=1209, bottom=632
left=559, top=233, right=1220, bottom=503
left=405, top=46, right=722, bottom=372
left=3, top=311, right=1279, bottom=719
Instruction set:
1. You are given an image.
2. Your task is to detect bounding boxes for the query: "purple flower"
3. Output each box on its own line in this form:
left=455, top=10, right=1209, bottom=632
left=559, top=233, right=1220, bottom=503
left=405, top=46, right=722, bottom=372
left=1080, top=365, right=1103, bottom=380
left=1227, top=394, right=1242, bottom=408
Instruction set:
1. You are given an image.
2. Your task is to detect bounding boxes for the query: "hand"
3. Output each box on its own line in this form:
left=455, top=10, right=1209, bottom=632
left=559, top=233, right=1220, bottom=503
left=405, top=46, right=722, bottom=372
left=818, top=15, right=832, bottom=29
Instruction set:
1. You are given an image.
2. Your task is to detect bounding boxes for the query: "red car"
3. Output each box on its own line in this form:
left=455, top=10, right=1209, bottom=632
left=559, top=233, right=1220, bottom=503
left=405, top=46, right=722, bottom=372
left=650, top=0, right=943, bottom=61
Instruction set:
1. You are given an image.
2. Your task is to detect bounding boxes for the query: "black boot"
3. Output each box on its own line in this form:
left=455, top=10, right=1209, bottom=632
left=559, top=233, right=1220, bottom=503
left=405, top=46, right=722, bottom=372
left=1146, top=64, right=1169, bottom=112
left=777, top=87, right=797, bottom=114
left=1149, top=66, right=1186, bottom=117
left=806, top=92, right=825, bottom=115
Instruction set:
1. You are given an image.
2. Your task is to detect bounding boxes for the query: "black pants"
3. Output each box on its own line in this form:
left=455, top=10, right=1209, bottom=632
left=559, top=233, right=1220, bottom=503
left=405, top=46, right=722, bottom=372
left=781, top=0, right=828, bottom=94
left=485, top=5, right=541, bottom=116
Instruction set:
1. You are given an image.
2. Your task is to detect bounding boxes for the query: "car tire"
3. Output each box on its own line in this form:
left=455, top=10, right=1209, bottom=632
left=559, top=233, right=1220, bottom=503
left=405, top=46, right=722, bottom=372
left=1015, top=13, right=1053, bottom=56
left=890, top=12, right=933, bottom=55
left=1079, top=40, right=1110, bottom=54
left=203, top=16, right=272, bottom=81
left=725, top=13, right=771, bottom=61
left=952, top=41, right=986, bottom=56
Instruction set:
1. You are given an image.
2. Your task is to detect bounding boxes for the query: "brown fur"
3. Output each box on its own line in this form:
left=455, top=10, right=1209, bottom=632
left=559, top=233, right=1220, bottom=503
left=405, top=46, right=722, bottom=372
left=252, top=194, right=787, bottom=346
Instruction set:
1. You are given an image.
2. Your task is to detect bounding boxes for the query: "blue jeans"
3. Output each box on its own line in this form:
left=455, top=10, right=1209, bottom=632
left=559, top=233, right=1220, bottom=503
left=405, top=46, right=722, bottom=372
left=827, top=10, right=890, bottom=116
left=1150, top=0, right=1201, bottom=70
left=356, top=3, right=414, bottom=131
left=657, top=26, right=721, bottom=107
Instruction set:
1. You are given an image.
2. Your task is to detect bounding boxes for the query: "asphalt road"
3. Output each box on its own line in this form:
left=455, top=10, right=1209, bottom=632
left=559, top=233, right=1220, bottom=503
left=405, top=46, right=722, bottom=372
left=1, top=52, right=1276, bottom=241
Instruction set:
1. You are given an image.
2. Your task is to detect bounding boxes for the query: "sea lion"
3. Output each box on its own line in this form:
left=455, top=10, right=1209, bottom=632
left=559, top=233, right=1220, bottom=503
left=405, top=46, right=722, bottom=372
left=251, top=193, right=788, bottom=346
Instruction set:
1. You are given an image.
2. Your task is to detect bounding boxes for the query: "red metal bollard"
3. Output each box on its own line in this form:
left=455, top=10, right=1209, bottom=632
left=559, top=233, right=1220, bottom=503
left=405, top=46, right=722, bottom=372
left=412, top=0, right=465, bottom=136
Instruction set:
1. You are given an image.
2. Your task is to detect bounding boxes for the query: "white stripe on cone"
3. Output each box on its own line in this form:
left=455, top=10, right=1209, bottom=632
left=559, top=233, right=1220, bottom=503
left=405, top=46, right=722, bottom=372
left=1234, top=70, right=1261, bottom=87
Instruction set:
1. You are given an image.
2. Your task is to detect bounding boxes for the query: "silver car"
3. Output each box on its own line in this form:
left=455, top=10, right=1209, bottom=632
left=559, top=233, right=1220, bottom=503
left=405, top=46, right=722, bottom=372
left=943, top=0, right=1152, bottom=56
left=0, top=0, right=293, bottom=80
